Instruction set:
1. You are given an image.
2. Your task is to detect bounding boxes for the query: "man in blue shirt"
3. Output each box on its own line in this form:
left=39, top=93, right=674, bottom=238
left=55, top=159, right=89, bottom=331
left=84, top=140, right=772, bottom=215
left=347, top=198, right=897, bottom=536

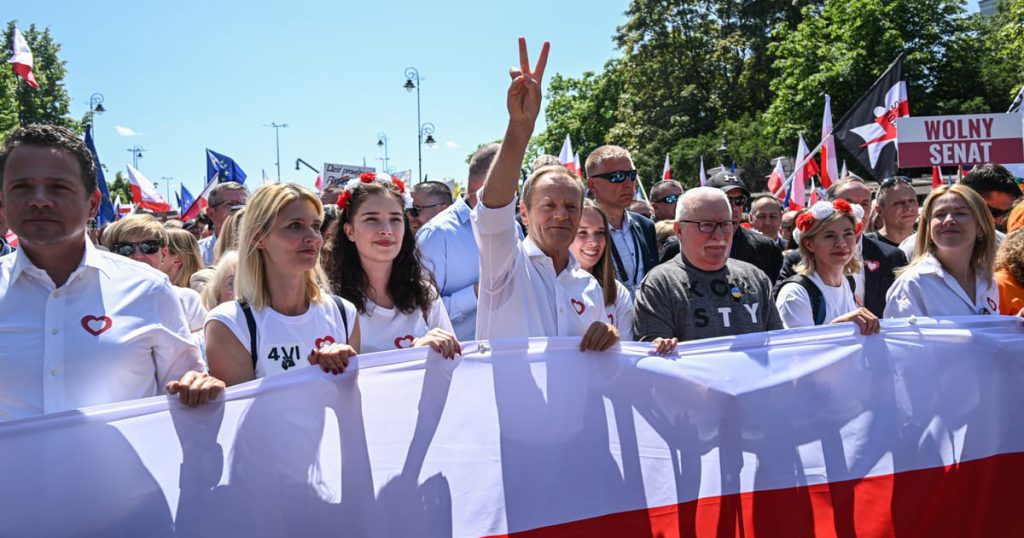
left=416, top=143, right=500, bottom=341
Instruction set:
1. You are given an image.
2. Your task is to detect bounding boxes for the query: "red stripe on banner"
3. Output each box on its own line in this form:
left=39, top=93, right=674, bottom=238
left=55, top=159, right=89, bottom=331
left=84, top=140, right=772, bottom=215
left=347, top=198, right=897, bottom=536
left=492, top=452, right=1024, bottom=538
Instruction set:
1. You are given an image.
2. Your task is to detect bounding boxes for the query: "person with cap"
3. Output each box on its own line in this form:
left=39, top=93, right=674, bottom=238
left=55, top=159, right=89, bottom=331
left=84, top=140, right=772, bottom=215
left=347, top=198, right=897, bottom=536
left=660, top=172, right=783, bottom=283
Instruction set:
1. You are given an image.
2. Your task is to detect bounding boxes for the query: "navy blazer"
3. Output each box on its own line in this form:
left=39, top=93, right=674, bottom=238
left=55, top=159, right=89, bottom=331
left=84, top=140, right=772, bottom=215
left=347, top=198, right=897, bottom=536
left=607, top=211, right=659, bottom=286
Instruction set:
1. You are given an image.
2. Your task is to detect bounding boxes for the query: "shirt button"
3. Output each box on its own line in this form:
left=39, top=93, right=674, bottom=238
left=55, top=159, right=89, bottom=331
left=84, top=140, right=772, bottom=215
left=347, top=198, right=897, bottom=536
left=49, top=369, right=59, bottom=377
left=50, top=328, right=59, bottom=335
left=52, top=291, right=61, bottom=298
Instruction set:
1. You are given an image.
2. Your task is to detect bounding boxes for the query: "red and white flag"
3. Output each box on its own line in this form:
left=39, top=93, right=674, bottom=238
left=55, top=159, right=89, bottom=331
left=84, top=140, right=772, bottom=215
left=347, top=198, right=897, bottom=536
left=698, top=156, right=707, bottom=186
left=4, top=230, right=17, bottom=249
left=314, top=174, right=323, bottom=192
left=932, top=166, right=944, bottom=189
left=126, top=166, right=170, bottom=212
left=7, top=27, right=39, bottom=89
left=662, top=154, right=671, bottom=180
left=182, top=180, right=215, bottom=222
left=767, top=158, right=785, bottom=197
left=558, top=134, right=578, bottom=177
left=820, top=94, right=839, bottom=188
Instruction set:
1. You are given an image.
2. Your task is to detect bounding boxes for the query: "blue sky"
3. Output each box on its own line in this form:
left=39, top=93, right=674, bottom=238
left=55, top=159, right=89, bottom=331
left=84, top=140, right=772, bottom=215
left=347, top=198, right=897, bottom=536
left=8, top=1, right=628, bottom=202
left=11, top=1, right=981, bottom=204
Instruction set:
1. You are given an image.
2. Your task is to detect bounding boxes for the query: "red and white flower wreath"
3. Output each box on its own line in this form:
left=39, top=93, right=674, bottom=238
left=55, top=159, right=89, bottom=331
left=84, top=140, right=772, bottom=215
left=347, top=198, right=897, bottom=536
left=336, top=172, right=413, bottom=211
left=793, top=199, right=864, bottom=242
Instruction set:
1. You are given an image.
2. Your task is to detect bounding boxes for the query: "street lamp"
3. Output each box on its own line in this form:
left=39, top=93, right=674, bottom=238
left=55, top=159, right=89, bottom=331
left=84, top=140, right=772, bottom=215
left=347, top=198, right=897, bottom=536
left=718, top=134, right=731, bottom=171
left=127, top=145, right=146, bottom=169
left=377, top=132, right=390, bottom=173
left=160, top=176, right=174, bottom=206
left=265, top=122, right=288, bottom=183
left=90, top=93, right=105, bottom=115
left=404, top=67, right=435, bottom=183
left=295, top=158, right=320, bottom=174
left=421, top=123, right=436, bottom=149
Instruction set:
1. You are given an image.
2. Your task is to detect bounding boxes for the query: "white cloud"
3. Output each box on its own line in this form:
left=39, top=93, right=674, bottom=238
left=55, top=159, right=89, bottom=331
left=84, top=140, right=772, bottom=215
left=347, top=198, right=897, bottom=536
left=115, top=125, right=142, bottom=137
left=445, top=141, right=459, bottom=149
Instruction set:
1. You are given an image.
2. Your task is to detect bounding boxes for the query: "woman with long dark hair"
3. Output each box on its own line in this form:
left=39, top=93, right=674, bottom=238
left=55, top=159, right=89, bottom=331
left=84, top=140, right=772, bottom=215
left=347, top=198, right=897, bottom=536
left=326, top=173, right=459, bottom=357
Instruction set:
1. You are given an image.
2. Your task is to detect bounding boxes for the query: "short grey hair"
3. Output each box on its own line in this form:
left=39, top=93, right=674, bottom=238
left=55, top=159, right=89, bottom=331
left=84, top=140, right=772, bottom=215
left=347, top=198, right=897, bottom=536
left=675, top=187, right=730, bottom=221
left=208, top=181, right=249, bottom=207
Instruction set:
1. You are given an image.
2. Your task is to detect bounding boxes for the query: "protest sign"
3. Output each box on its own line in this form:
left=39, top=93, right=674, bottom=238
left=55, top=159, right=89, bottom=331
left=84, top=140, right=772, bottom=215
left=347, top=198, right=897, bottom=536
left=897, top=113, right=1024, bottom=167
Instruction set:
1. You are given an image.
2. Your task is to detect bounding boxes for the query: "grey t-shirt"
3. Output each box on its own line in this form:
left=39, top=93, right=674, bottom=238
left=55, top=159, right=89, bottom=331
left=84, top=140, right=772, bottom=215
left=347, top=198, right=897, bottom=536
left=633, top=255, right=783, bottom=342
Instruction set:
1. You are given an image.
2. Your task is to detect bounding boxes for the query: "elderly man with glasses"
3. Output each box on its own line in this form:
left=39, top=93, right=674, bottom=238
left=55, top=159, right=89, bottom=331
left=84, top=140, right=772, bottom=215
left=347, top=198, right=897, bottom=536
left=634, top=187, right=782, bottom=342
left=660, top=172, right=783, bottom=283
left=198, top=181, right=248, bottom=266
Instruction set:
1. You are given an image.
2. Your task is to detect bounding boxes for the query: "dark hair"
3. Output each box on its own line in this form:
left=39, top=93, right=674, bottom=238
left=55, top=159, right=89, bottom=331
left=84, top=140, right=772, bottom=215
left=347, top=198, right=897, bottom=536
left=650, top=179, right=683, bottom=199
left=962, top=163, right=1020, bottom=199
left=325, top=182, right=438, bottom=317
left=0, top=124, right=97, bottom=196
left=411, top=181, right=453, bottom=203
left=471, top=144, right=502, bottom=181
left=321, top=204, right=340, bottom=235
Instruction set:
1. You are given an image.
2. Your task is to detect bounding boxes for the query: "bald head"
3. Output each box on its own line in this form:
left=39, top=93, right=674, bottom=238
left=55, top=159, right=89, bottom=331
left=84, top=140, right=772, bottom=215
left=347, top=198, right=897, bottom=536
left=675, top=186, right=731, bottom=222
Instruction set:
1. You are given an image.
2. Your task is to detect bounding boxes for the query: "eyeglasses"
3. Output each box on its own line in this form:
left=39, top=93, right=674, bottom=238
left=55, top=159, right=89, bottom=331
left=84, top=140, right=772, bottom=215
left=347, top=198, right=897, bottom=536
left=211, top=199, right=247, bottom=209
left=654, top=194, right=680, bottom=204
left=113, top=240, right=162, bottom=257
left=880, top=176, right=913, bottom=189
left=679, top=220, right=738, bottom=234
left=728, top=194, right=749, bottom=207
left=988, top=205, right=1012, bottom=219
left=406, top=202, right=448, bottom=218
left=589, top=169, right=638, bottom=184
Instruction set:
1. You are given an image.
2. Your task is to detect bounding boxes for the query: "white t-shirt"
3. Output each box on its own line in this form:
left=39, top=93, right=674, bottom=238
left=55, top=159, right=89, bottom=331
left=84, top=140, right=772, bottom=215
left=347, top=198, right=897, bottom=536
left=175, top=287, right=207, bottom=333
left=358, top=292, right=454, bottom=354
left=606, top=280, right=634, bottom=341
left=775, top=273, right=860, bottom=329
left=884, top=254, right=1000, bottom=318
left=206, top=295, right=357, bottom=378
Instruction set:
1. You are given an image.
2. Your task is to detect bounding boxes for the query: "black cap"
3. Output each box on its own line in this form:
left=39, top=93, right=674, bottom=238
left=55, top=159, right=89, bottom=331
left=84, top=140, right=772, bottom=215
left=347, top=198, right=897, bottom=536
left=707, top=173, right=750, bottom=196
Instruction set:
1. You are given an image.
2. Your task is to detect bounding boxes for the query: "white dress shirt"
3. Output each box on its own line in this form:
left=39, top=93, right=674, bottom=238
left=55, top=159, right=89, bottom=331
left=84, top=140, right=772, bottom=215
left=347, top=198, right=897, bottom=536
left=608, top=280, right=634, bottom=341
left=0, top=239, right=204, bottom=421
left=884, top=254, right=1000, bottom=318
left=472, top=199, right=608, bottom=340
left=198, top=234, right=217, bottom=267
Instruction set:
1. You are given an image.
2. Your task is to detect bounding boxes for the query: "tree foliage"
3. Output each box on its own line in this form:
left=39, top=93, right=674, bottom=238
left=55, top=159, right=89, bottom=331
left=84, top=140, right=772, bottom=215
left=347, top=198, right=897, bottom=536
left=0, top=21, right=80, bottom=142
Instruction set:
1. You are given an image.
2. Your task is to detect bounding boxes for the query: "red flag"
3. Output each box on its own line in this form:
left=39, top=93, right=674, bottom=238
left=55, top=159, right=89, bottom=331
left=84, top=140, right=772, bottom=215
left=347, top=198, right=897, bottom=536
left=662, top=154, right=671, bottom=180
left=932, top=166, right=943, bottom=189
left=768, top=158, right=785, bottom=197
left=126, top=166, right=170, bottom=212
left=558, top=134, right=578, bottom=177
left=820, top=95, right=839, bottom=188
left=833, top=54, right=909, bottom=180
left=314, top=174, right=323, bottom=192
left=7, top=27, right=39, bottom=89
left=182, top=179, right=214, bottom=222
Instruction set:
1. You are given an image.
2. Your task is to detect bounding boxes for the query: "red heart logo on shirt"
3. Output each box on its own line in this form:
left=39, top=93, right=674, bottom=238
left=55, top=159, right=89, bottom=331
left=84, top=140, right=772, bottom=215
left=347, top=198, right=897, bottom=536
left=571, top=299, right=585, bottom=315
left=987, top=297, right=997, bottom=312
left=865, top=260, right=880, bottom=272
left=81, top=315, right=113, bottom=336
left=315, top=336, right=336, bottom=349
left=394, top=335, right=415, bottom=349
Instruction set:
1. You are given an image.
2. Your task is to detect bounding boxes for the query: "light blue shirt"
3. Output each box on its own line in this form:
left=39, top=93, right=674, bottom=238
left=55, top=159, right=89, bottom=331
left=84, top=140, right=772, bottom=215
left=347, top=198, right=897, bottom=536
left=198, top=234, right=216, bottom=267
left=416, top=197, right=481, bottom=341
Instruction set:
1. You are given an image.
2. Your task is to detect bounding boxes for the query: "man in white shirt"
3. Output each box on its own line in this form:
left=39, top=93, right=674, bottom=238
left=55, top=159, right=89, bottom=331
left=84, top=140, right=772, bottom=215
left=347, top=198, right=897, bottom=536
left=198, top=181, right=249, bottom=266
left=472, top=38, right=617, bottom=350
left=0, top=124, right=223, bottom=421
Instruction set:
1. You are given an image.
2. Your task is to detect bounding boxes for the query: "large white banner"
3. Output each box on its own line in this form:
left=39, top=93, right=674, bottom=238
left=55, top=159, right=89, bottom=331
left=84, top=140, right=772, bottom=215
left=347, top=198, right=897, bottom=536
left=2, top=317, right=1024, bottom=537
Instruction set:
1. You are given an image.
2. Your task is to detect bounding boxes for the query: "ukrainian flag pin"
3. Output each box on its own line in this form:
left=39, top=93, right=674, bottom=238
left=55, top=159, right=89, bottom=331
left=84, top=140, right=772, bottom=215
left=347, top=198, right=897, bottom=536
left=730, top=286, right=742, bottom=299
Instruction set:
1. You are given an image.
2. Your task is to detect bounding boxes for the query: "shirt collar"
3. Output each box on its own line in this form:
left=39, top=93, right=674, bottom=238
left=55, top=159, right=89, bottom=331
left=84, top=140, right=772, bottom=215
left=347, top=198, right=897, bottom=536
left=453, top=196, right=471, bottom=224
left=610, top=210, right=632, bottom=232
left=10, top=236, right=110, bottom=285
left=522, top=235, right=582, bottom=273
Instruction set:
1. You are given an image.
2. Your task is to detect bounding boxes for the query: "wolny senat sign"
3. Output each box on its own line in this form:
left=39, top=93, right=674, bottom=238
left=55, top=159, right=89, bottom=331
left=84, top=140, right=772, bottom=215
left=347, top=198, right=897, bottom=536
left=897, top=113, right=1024, bottom=167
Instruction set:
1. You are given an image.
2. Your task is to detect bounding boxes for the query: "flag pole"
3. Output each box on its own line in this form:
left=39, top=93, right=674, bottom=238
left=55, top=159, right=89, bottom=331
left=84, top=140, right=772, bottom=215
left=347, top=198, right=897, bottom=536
left=772, top=133, right=832, bottom=199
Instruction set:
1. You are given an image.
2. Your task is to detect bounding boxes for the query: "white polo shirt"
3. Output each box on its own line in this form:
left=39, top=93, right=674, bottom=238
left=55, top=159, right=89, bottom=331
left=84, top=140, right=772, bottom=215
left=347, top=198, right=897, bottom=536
left=884, top=254, right=1000, bottom=318
left=471, top=199, right=608, bottom=340
left=0, top=239, right=205, bottom=421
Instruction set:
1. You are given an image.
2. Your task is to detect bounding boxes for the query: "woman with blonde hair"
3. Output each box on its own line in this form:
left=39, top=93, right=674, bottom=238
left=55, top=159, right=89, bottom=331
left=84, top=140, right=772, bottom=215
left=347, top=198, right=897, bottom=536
left=201, top=250, right=239, bottom=310
left=994, top=229, right=1024, bottom=315
left=213, top=207, right=245, bottom=264
left=885, top=184, right=999, bottom=317
left=774, top=200, right=879, bottom=334
left=205, top=183, right=359, bottom=385
left=161, top=228, right=203, bottom=288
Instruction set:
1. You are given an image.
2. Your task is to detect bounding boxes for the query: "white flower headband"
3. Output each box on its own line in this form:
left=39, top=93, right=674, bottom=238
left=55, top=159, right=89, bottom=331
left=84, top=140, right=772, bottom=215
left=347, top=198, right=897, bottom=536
left=793, top=200, right=863, bottom=243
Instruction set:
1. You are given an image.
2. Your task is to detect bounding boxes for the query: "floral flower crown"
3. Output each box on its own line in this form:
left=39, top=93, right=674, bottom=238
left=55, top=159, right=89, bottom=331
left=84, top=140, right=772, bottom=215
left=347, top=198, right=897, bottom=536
left=336, top=172, right=413, bottom=211
left=793, top=199, right=864, bottom=242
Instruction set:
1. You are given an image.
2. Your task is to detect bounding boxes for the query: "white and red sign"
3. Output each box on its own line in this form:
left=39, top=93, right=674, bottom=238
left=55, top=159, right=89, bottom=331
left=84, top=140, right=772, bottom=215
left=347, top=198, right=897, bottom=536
left=3, top=318, right=1024, bottom=536
left=897, top=113, right=1024, bottom=167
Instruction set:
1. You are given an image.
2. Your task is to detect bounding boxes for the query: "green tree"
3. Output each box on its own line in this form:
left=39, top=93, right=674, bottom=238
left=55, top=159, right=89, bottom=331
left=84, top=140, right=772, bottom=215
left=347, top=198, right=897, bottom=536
left=0, top=21, right=80, bottom=142
left=108, top=171, right=132, bottom=205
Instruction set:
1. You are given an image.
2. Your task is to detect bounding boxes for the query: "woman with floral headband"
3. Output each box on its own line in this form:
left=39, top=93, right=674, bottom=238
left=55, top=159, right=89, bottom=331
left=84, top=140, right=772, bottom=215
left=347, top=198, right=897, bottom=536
left=774, top=199, right=881, bottom=335
left=325, top=173, right=460, bottom=357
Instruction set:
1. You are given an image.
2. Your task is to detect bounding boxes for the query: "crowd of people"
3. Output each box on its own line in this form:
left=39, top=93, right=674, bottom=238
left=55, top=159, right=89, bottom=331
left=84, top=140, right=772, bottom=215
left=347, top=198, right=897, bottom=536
left=2, top=38, right=1023, bottom=422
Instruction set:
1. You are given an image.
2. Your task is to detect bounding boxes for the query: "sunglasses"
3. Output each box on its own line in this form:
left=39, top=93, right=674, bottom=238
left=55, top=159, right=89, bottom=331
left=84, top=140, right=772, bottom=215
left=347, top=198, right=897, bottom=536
left=654, top=194, right=680, bottom=204
left=406, top=202, right=448, bottom=218
left=988, top=205, right=1012, bottom=219
left=590, top=169, right=638, bottom=184
left=113, top=240, right=162, bottom=257
left=880, top=176, right=913, bottom=189
left=728, top=194, right=749, bottom=207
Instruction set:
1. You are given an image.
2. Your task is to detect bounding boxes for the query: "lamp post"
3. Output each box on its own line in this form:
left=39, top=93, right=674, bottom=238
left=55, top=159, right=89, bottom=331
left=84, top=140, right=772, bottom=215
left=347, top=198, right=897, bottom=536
left=718, top=135, right=731, bottom=172
left=377, top=132, right=390, bottom=173
left=265, top=122, right=288, bottom=182
left=160, top=176, right=174, bottom=206
left=127, top=145, right=146, bottom=170
left=404, top=67, right=435, bottom=183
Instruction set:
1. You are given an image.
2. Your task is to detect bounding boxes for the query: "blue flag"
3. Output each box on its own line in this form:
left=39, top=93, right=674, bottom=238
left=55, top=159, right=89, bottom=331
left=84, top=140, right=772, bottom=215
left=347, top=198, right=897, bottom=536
left=180, top=185, right=196, bottom=217
left=85, top=125, right=116, bottom=225
left=206, top=149, right=247, bottom=184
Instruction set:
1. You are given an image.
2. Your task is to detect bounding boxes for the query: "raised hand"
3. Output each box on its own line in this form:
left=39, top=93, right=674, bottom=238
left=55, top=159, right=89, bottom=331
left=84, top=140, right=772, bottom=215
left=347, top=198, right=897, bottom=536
left=506, top=37, right=550, bottom=126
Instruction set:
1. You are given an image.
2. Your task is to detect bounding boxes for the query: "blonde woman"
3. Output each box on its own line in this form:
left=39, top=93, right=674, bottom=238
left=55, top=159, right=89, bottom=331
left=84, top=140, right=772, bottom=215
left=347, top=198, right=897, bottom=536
left=201, top=250, right=239, bottom=310
left=205, top=184, right=359, bottom=385
left=161, top=228, right=203, bottom=288
left=213, top=207, right=245, bottom=265
left=884, top=184, right=999, bottom=318
left=774, top=200, right=879, bottom=334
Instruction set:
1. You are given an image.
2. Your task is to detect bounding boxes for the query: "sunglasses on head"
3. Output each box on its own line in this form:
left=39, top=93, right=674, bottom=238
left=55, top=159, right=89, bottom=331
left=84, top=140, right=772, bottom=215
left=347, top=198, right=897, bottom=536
left=405, top=202, right=448, bottom=218
left=654, top=194, right=680, bottom=204
left=880, top=176, right=913, bottom=189
left=113, top=240, right=162, bottom=257
left=590, top=169, right=638, bottom=184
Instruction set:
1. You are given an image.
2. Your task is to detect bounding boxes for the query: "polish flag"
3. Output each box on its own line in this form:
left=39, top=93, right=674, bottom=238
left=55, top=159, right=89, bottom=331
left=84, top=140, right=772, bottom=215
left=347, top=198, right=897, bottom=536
left=698, top=156, right=707, bottom=186
left=126, top=166, right=170, bottom=212
left=573, top=152, right=581, bottom=178
left=820, top=95, right=839, bottom=188
left=932, top=166, right=944, bottom=189
left=7, top=27, right=39, bottom=89
left=767, top=158, right=785, bottom=198
left=181, top=179, right=215, bottom=222
left=661, top=154, right=671, bottom=180
left=314, top=175, right=323, bottom=192
left=558, top=134, right=578, bottom=177
left=796, top=133, right=819, bottom=186
left=4, top=230, right=18, bottom=249
left=809, top=176, right=820, bottom=205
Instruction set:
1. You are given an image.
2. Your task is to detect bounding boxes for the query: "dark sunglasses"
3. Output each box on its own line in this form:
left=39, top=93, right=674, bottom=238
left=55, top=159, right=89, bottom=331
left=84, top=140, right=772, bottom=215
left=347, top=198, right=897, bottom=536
left=113, top=240, right=162, bottom=257
left=988, top=205, right=1012, bottom=219
left=654, top=194, right=680, bottom=204
left=728, top=194, right=750, bottom=207
left=880, top=176, right=913, bottom=189
left=590, top=169, right=638, bottom=184
left=406, top=202, right=448, bottom=218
